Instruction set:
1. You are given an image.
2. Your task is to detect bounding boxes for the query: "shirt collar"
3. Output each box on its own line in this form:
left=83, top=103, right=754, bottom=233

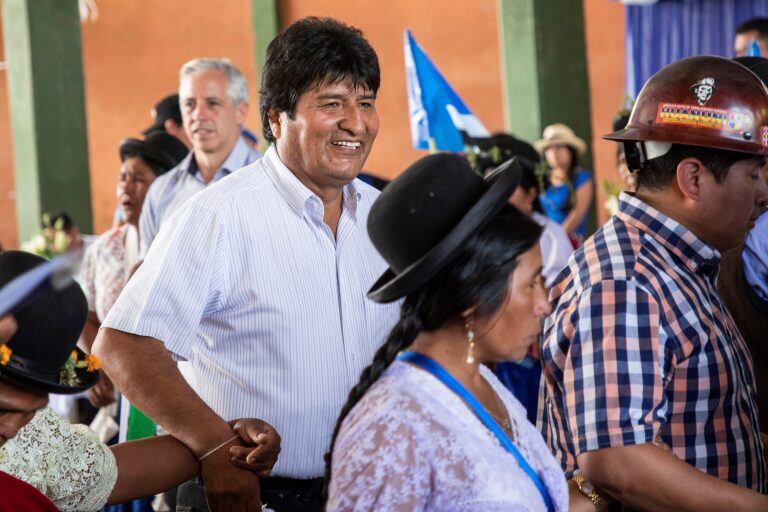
left=617, top=192, right=721, bottom=276
left=264, top=145, right=361, bottom=218
left=183, top=136, right=252, bottom=182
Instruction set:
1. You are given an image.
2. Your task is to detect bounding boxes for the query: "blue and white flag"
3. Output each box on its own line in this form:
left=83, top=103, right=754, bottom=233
left=404, top=29, right=489, bottom=152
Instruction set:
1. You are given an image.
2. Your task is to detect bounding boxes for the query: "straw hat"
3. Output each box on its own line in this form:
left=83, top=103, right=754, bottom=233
left=534, top=123, right=587, bottom=155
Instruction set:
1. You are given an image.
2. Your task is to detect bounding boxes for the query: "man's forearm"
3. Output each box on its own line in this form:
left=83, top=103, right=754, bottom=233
left=578, top=443, right=768, bottom=512
left=93, top=327, right=234, bottom=456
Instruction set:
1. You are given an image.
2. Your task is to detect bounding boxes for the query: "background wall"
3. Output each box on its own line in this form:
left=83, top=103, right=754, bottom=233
left=0, top=15, right=17, bottom=249
left=0, top=0, right=628, bottom=247
left=583, top=0, right=626, bottom=225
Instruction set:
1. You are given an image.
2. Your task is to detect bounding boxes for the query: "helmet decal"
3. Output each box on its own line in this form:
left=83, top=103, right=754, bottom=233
left=656, top=103, right=752, bottom=133
left=690, top=77, right=716, bottom=106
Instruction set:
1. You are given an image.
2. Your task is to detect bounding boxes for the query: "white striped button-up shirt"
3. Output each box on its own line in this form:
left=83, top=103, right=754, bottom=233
left=104, top=146, right=400, bottom=477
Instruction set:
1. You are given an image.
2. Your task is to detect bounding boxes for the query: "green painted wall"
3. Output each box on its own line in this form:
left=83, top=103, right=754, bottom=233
left=498, top=0, right=592, bottom=166
left=250, top=0, right=280, bottom=151
left=3, top=0, right=92, bottom=239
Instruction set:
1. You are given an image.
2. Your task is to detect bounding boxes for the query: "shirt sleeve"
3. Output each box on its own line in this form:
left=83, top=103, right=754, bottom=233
left=557, top=280, right=669, bottom=455
left=102, top=201, right=229, bottom=361
left=572, top=169, right=593, bottom=189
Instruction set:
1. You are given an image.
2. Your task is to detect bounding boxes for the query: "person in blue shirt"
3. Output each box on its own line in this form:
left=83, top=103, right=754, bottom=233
left=534, top=123, right=593, bottom=245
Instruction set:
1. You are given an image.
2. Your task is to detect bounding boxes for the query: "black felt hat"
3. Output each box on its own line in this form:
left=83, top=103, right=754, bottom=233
left=119, top=131, right=188, bottom=175
left=142, top=94, right=182, bottom=135
left=367, top=153, right=521, bottom=303
left=0, top=251, right=98, bottom=394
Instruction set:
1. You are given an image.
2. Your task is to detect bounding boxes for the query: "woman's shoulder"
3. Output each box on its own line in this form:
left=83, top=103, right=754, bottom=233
left=572, top=168, right=593, bottom=187
left=0, top=407, right=118, bottom=512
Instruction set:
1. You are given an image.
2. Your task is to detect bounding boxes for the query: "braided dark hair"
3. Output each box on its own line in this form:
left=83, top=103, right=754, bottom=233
left=323, top=206, right=542, bottom=501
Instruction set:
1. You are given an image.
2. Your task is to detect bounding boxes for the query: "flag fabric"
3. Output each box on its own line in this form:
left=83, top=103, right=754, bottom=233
left=404, top=29, right=489, bottom=152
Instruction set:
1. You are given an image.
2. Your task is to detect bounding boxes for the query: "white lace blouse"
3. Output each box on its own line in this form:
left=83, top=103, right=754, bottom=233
left=0, top=406, right=117, bottom=511
left=328, top=360, right=568, bottom=512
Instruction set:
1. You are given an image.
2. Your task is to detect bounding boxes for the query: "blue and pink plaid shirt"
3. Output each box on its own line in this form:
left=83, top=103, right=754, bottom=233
left=539, top=192, right=765, bottom=492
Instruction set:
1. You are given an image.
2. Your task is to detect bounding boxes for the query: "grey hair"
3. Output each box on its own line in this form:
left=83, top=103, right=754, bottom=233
left=180, top=58, right=249, bottom=105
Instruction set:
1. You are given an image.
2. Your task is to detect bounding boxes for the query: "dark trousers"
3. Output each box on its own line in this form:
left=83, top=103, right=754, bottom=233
left=176, top=476, right=324, bottom=512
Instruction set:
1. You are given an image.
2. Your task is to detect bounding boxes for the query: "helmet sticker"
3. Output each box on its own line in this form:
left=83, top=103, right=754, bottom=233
left=690, top=77, right=716, bottom=106
left=761, top=127, right=768, bottom=147
left=656, top=103, right=753, bottom=133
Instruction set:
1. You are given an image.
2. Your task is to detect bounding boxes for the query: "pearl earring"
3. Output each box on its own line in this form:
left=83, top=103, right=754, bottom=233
left=465, top=318, right=476, bottom=365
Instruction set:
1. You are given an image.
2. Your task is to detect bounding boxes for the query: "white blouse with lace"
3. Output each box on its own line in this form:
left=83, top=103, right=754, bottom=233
left=0, top=406, right=117, bottom=512
left=328, top=360, right=568, bottom=512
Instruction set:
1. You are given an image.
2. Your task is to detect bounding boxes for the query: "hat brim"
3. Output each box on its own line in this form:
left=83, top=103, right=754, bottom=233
left=0, top=346, right=100, bottom=394
left=367, top=158, right=522, bottom=303
left=533, top=136, right=587, bottom=155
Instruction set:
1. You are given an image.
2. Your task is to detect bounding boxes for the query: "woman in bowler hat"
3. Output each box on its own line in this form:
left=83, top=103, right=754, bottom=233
left=0, top=251, right=280, bottom=511
left=324, top=154, right=595, bottom=511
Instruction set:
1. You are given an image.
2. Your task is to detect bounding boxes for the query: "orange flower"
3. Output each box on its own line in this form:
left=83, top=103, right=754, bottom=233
left=85, top=354, right=101, bottom=372
left=0, top=344, right=11, bottom=366
left=70, top=350, right=78, bottom=362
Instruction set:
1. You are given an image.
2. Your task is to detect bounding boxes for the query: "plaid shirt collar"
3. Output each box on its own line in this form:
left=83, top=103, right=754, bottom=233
left=616, top=192, right=721, bottom=278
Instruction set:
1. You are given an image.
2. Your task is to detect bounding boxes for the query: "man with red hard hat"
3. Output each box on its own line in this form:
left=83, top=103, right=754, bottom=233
left=539, top=55, right=768, bottom=511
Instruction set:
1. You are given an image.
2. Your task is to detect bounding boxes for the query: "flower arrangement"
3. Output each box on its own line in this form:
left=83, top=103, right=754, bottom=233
left=59, top=350, right=101, bottom=387
left=602, top=180, right=624, bottom=217
left=20, top=213, right=72, bottom=259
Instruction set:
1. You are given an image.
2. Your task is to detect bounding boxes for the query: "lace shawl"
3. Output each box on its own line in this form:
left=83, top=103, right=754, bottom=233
left=0, top=406, right=117, bottom=511
left=328, top=361, right=568, bottom=511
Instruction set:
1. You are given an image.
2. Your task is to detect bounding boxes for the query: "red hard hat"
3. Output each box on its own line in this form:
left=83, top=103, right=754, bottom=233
left=604, top=55, right=768, bottom=156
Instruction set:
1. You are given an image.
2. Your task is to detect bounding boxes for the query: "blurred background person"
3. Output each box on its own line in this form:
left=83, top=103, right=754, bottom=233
left=142, top=94, right=192, bottom=149
left=534, top=123, right=593, bottom=247
left=734, top=17, right=768, bottom=57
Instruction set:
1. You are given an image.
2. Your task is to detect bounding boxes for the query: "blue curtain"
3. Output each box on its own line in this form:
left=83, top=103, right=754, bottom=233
left=626, top=0, right=768, bottom=97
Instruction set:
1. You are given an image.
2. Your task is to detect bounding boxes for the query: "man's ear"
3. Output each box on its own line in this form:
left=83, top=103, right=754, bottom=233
left=267, top=109, right=281, bottom=140
left=675, top=157, right=705, bottom=201
left=235, top=101, right=249, bottom=126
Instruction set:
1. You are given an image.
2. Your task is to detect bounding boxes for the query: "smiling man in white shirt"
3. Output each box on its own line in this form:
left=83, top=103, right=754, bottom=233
left=94, top=17, right=398, bottom=512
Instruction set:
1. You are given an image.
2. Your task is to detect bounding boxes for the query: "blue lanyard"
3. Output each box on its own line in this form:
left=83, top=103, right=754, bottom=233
left=397, top=351, right=555, bottom=512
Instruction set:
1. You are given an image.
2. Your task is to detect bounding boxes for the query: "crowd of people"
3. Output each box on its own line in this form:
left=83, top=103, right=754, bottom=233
left=1, top=13, right=768, bottom=512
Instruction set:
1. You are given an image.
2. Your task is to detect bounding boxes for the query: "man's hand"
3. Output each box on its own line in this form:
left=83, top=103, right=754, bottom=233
left=200, top=436, right=262, bottom=512
left=228, top=418, right=281, bottom=477
left=0, top=315, right=17, bottom=341
left=87, top=371, right=116, bottom=408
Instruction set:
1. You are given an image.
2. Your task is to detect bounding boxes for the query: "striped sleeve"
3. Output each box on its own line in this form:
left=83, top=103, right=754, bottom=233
left=563, top=280, right=669, bottom=455
left=103, top=202, right=229, bottom=360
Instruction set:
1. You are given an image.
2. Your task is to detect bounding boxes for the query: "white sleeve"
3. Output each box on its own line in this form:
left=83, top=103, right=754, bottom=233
left=103, top=200, right=230, bottom=361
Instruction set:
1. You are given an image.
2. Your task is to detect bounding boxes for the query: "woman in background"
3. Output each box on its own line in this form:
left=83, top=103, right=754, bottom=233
left=535, top=124, right=593, bottom=246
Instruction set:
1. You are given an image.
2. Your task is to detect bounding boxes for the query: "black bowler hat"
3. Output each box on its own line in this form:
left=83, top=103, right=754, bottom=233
left=119, top=131, right=188, bottom=175
left=367, top=153, right=521, bottom=303
left=0, top=251, right=99, bottom=394
left=142, top=94, right=182, bottom=135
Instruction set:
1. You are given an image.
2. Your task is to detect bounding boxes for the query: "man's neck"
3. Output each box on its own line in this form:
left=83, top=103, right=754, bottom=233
left=634, top=187, right=714, bottom=249
left=194, top=139, right=238, bottom=184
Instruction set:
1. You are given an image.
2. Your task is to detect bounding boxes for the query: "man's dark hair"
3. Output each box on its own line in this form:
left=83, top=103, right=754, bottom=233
left=736, top=18, right=768, bottom=40
left=259, top=17, right=380, bottom=143
left=639, top=144, right=753, bottom=189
